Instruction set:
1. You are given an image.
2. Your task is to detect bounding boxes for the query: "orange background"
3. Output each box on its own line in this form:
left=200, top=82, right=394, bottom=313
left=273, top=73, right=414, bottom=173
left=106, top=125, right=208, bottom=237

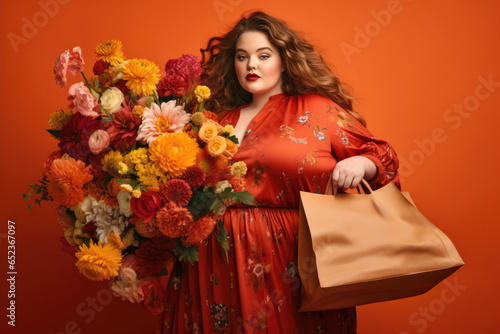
left=1, top=0, right=498, bottom=333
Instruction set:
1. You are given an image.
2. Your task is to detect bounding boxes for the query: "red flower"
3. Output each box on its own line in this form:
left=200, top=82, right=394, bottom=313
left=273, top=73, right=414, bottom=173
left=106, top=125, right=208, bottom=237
left=106, top=104, right=141, bottom=152
left=135, top=240, right=173, bottom=277
left=58, top=112, right=105, bottom=162
left=181, top=165, right=205, bottom=189
left=139, top=277, right=166, bottom=315
left=202, top=110, right=219, bottom=122
left=83, top=221, right=97, bottom=239
left=111, top=79, right=130, bottom=95
left=92, top=59, right=109, bottom=75
left=156, top=202, right=193, bottom=238
left=130, top=190, right=162, bottom=222
left=159, top=179, right=192, bottom=207
left=157, top=54, right=203, bottom=98
left=87, top=151, right=107, bottom=182
left=229, top=176, right=246, bottom=192
left=182, top=215, right=217, bottom=246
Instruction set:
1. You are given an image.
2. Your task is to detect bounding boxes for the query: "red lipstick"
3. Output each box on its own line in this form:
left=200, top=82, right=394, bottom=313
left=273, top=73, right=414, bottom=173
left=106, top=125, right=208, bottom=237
left=246, top=73, right=260, bottom=81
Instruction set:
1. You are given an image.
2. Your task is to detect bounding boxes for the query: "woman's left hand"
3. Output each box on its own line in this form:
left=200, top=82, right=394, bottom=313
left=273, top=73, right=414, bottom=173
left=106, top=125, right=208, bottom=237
left=331, top=156, right=377, bottom=193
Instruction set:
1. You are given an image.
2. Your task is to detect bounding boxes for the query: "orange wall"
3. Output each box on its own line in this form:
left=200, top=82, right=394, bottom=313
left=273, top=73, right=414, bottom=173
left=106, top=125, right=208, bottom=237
left=1, top=0, right=498, bottom=333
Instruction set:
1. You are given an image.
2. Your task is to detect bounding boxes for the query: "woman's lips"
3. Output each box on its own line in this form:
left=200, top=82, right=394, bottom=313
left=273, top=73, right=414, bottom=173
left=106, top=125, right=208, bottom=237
left=246, top=73, right=260, bottom=81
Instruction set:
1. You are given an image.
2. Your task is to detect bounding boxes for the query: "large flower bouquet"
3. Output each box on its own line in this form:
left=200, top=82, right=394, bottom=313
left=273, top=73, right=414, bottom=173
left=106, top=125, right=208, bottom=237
left=24, top=40, right=253, bottom=314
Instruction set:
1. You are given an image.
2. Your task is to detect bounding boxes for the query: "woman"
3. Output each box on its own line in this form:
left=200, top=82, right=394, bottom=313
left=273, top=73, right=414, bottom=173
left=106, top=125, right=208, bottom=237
left=161, top=11, right=399, bottom=333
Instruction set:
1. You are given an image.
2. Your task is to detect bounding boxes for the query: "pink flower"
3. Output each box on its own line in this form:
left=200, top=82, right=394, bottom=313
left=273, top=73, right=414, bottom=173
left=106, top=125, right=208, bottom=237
left=68, top=82, right=99, bottom=117
left=157, top=54, right=203, bottom=97
left=54, top=47, right=84, bottom=88
left=136, top=101, right=191, bottom=145
left=88, top=129, right=110, bottom=154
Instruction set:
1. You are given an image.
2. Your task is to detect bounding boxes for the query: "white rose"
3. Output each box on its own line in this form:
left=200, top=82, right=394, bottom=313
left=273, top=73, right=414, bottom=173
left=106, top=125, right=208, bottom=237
left=215, top=180, right=232, bottom=194
left=116, top=190, right=132, bottom=217
left=100, top=87, right=124, bottom=114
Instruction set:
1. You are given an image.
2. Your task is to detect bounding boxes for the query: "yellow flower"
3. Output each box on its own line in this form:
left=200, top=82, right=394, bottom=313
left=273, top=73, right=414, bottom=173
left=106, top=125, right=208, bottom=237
left=48, top=109, right=73, bottom=131
left=132, top=105, right=145, bottom=118
left=149, top=132, right=200, bottom=178
left=132, top=189, right=142, bottom=198
left=191, top=112, right=205, bottom=126
left=117, top=162, right=128, bottom=175
left=75, top=240, right=122, bottom=281
left=107, top=232, right=126, bottom=250
left=123, top=148, right=149, bottom=166
left=94, top=40, right=126, bottom=66
left=120, top=184, right=133, bottom=193
left=122, top=59, right=160, bottom=97
left=194, top=85, right=211, bottom=103
left=230, top=161, right=248, bottom=177
left=223, top=125, right=234, bottom=136
left=102, top=151, right=124, bottom=178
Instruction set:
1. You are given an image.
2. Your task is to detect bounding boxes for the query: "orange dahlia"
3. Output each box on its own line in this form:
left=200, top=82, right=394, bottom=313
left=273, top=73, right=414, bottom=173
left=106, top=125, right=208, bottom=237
left=182, top=215, right=217, bottom=246
left=159, top=179, right=192, bottom=207
left=75, top=240, right=122, bottom=281
left=149, top=132, right=200, bottom=178
left=156, top=202, right=193, bottom=238
left=46, top=157, right=93, bottom=207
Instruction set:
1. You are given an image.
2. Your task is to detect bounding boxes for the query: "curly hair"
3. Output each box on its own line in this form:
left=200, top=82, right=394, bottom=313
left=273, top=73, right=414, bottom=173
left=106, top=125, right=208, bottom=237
left=200, top=11, right=366, bottom=126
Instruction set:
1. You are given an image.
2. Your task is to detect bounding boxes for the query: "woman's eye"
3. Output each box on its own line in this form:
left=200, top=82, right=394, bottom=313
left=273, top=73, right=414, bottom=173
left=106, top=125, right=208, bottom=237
left=260, top=54, right=270, bottom=60
left=237, top=55, right=247, bottom=61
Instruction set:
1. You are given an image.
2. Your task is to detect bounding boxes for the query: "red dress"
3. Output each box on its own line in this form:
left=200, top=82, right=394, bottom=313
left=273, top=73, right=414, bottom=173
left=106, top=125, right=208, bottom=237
left=161, top=93, right=400, bottom=333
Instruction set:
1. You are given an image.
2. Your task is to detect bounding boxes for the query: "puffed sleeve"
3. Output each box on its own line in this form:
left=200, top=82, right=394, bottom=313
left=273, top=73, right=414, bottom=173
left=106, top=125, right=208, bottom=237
left=312, top=96, right=400, bottom=189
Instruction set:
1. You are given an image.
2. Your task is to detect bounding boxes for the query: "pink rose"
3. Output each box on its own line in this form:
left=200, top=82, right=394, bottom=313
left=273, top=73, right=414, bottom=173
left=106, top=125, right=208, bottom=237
left=88, top=129, right=110, bottom=154
left=54, top=47, right=84, bottom=89
left=130, top=191, right=162, bottom=222
left=68, top=82, right=99, bottom=117
left=139, top=277, right=165, bottom=315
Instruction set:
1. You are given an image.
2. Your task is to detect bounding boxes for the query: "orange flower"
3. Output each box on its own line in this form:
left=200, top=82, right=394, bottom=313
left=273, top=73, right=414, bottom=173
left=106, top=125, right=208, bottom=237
left=198, top=121, right=218, bottom=143
left=223, top=138, right=238, bottom=158
left=85, top=181, right=119, bottom=206
left=149, top=132, right=200, bottom=178
left=202, top=110, right=218, bottom=122
left=107, top=178, right=121, bottom=197
left=206, top=136, right=227, bottom=157
left=46, top=157, right=93, bottom=207
left=156, top=202, right=194, bottom=238
left=182, top=215, right=217, bottom=246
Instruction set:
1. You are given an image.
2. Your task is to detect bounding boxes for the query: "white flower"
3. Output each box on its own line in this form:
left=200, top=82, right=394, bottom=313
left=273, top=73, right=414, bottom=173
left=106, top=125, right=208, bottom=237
left=111, top=273, right=143, bottom=303
left=116, top=190, right=132, bottom=217
left=85, top=200, right=128, bottom=243
left=100, top=87, right=124, bottom=114
left=215, top=180, right=232, bottom=194
left=253, top=264, right=264, bottom=277
left=111, top=60, right=130, bottom=81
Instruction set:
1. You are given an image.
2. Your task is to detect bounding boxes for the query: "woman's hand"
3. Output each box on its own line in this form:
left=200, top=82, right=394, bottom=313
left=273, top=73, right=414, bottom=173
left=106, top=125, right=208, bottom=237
left=331, top=156, right=377, bottom=193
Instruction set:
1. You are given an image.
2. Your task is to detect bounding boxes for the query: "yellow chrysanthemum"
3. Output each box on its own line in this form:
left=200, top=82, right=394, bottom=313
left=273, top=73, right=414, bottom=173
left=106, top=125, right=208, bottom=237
left=94, top=40, right=126, bottom=66
left=149, top=132, right=200, bottom=178
left=75, top=240, right=122, bottom=281
left=230, top=161, right=248, bottom=177
left=107, top=232, right=126, bottom=250
left=123, top=147, right=149, bottom=166
left=223, top=125, right=235, bottom=135
left=194, top=85, right=211, bottom=103
left=48, top=109, right=73, bottom=131
left=122, top=59, right=160, bottom=97
left=102, top=151, right=124, bottom=178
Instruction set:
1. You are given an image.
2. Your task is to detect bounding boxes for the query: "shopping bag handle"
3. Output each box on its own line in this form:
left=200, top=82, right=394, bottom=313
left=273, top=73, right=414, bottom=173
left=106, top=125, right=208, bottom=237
left=325, top=176, right=373, bottom=196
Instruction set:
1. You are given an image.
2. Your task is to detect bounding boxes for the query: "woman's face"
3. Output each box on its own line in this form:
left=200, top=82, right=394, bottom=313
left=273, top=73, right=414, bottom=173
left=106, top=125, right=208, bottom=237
left=234, top=31, right=283, bottom=99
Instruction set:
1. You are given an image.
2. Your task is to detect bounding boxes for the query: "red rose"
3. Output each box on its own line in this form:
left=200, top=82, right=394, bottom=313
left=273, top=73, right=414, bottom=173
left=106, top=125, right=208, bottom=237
left=130, top=190, right=162, bottom=222
left=139, top=277, right=166, bottom=315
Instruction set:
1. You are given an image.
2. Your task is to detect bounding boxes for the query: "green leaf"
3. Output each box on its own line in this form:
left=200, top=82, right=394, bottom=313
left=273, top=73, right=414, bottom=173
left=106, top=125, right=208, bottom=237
left=174, top=242, right=199, bottom=264
left=220, top=132, right=239, bottom=144
left=46, top=129, right=61, bottom=139
left=187, top=187, right=217, bottom=220
left=94, top=78, right=99, bottom=88
left=27, top=204, right=32, bottom=210
left=115, top=178, right=139, bottom=188
left=214, top=220, right=229, bottom=260
left=22, top=193, right=28, bottom=201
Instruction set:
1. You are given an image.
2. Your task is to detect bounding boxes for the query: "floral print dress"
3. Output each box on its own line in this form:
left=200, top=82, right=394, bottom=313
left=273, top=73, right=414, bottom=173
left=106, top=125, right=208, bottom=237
left=161, top=93, right=400, bottom=333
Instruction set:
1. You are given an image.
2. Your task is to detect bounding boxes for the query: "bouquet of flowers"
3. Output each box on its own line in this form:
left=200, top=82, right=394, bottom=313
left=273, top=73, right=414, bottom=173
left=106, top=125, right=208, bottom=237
left=24, top=40, right=254, bottom=314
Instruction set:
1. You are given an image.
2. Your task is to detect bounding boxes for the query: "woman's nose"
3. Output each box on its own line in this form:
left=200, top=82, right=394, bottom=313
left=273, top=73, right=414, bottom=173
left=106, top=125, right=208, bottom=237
left=247, top=56, right=257, bottom=70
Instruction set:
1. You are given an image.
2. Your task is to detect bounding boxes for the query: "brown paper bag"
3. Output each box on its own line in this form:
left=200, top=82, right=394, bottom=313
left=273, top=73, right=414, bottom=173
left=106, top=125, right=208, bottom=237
left=297, top=180, right=464, bottom=312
